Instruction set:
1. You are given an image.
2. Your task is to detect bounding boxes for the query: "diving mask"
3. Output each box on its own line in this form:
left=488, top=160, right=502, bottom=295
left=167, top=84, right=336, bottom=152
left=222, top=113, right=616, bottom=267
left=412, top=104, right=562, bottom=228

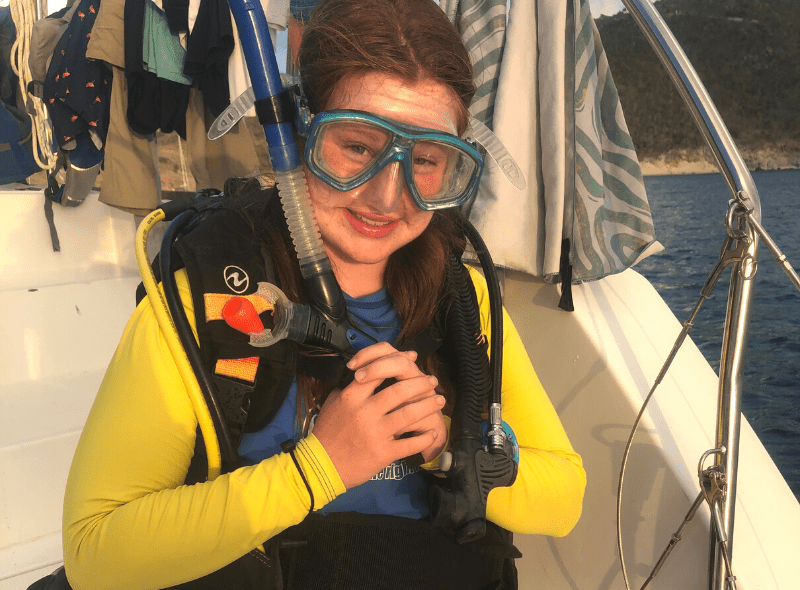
left=209, top=83, right=526, bottom=204
left=304, top=110, right=483, bottom=211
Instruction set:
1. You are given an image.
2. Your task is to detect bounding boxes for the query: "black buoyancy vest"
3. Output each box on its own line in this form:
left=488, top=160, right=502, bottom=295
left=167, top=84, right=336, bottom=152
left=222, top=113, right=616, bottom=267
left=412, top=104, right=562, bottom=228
left=145, top=189, right=521, bottom=590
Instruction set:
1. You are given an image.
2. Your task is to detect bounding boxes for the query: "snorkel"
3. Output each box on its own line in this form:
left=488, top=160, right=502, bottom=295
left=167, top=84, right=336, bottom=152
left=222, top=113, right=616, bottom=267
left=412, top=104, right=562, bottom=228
left=137, top=0, right=525, bottom=543
left=227, top=0, right=354, bottom=353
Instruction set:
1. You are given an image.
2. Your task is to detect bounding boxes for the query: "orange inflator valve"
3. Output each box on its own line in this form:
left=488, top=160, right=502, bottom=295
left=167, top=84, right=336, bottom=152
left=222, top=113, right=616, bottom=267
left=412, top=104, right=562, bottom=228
left=222, top=297, right=265, bottom=334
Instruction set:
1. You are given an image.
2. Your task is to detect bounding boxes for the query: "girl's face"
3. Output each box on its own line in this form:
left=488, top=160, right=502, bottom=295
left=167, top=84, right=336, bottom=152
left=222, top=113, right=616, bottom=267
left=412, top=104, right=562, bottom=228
left=305, top=73, right=462, bottom=290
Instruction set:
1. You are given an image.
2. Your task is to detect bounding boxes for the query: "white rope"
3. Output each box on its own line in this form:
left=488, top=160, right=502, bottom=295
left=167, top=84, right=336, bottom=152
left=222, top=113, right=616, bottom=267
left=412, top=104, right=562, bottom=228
left=9, top=0, right=58, bottom=171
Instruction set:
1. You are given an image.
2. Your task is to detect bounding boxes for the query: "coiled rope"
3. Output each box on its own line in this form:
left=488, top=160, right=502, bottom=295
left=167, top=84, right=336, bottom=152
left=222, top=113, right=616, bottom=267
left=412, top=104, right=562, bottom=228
left=9, top=0, right=58, bottom=171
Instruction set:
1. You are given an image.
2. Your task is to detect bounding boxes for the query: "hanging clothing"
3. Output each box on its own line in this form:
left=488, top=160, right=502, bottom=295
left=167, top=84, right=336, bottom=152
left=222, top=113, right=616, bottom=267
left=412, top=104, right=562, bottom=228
left=43, top=0, right=112, bottom=158
left=27, top=2, right=79, bottom=93
left=125, top=0, right=191, bottom=137
left=142, top=0, right=193, bottom=85
left=99, top=66, right=261, bottom=215
left=162, top=0, right=190, bottom=35
left=84, top=0, right=261, bottom=213
left=183, top=0, right=234, bottom=117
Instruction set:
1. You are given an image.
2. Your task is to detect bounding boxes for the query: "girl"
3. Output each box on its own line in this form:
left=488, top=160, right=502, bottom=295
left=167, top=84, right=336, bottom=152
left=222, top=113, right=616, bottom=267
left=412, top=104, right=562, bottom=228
left=62, top=1, right=586, bottom=588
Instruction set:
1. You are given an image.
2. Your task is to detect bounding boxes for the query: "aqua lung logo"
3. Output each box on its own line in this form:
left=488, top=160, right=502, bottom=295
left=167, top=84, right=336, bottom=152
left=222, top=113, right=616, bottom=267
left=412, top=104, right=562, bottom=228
left=224, top=265, right=249, bottom=294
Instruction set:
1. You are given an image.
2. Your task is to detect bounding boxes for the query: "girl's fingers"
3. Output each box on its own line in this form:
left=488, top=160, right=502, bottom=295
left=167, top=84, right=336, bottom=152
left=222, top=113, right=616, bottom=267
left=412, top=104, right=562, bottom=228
left=381, top=393, right=446, bottom=435
left=403, top=411, right=445, bottom=438
left=347, top=342, right=418, bottom=375
left=390, top=429, right=439, bottom=460
left=351, top=352, right=424, bottom=386
left=370, top=374, right=440, bottom=415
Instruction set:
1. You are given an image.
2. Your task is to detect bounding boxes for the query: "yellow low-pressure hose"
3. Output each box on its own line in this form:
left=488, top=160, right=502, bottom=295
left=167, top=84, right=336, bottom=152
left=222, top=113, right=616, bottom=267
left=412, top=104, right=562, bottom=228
left=135, top=210, right=222, bottom=480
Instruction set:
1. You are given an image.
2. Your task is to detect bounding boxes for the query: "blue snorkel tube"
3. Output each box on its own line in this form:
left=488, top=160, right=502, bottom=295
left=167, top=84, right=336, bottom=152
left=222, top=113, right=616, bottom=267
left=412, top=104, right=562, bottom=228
left=227, top=0, right=353, bottom=354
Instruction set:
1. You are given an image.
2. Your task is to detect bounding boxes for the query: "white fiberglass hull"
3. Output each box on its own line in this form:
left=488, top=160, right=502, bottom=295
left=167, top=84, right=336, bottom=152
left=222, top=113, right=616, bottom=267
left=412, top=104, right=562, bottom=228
left=1, top=188, right=798, bottom=589
left=1, top=190, right=141, bottom=589
left=505, top=269, right=800, bottom=589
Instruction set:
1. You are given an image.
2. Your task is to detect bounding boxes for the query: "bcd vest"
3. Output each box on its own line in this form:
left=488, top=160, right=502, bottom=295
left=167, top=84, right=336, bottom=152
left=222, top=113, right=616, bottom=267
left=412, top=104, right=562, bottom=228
left=136, top=188, right=521, bottom=590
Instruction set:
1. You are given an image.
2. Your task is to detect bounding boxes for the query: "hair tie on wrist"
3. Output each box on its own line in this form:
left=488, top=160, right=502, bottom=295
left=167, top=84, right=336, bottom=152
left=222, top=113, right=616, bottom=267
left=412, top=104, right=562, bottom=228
left=281, top=439, right=315, bottom=513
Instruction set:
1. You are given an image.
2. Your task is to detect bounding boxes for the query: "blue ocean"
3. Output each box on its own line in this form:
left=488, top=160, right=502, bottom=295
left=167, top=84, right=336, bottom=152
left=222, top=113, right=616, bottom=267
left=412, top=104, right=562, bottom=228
left=637, top=169, right=800, bottom=499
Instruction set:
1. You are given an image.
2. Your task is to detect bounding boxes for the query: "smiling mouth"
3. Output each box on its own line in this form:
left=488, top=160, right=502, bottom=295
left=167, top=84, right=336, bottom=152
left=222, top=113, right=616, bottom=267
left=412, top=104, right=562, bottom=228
left=345, top=210, right=399, bottom=237
left=351, top=210, right=395, bottom=226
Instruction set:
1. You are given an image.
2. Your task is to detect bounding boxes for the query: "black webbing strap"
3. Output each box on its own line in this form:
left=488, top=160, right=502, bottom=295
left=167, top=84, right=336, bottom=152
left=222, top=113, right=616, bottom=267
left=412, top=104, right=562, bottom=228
left=254, top=89, right=297, bottom=126
left=558, top=238, right=574, bottom=312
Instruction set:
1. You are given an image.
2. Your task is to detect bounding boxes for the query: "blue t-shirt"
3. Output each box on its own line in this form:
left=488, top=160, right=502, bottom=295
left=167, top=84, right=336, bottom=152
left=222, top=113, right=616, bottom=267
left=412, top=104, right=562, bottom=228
left=238, top=288, right=430, bottom=518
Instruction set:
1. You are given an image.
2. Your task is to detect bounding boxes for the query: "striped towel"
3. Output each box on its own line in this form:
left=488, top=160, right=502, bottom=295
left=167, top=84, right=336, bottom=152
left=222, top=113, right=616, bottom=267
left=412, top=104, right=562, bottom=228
left=440, top=0, right=507, bottom=129
left=465, top=0, right=660, bottom=295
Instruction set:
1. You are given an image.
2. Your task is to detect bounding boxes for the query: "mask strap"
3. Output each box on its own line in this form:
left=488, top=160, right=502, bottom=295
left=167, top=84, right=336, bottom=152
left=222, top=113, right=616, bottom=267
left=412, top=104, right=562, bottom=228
left=467, top=117, right=526, bottom=191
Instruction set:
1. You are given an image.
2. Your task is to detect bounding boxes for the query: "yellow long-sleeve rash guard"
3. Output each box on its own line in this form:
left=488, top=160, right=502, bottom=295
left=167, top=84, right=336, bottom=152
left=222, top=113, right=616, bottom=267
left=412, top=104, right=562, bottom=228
left=63, top=266, right=585, bottom=590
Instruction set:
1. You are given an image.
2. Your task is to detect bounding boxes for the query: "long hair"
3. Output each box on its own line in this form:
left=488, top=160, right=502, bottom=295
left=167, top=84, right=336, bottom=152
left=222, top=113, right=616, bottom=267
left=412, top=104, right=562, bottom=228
left=273, top=0, right=474, bottom=421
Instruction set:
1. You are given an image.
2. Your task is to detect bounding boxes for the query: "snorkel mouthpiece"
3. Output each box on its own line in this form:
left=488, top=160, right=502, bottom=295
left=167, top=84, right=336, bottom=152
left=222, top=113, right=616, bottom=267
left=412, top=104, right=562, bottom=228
left=230, top=282, right=352, bottom=354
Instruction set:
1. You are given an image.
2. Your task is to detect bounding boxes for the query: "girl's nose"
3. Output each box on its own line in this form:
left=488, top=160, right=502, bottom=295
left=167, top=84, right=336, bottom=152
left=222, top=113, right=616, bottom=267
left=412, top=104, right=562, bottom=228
left=366, top=161, right=406, bottom=214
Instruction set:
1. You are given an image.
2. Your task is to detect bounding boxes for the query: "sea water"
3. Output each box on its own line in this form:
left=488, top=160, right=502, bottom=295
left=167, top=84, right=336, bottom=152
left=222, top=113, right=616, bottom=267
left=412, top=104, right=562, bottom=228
left=637, top=169, right=800, bottom=499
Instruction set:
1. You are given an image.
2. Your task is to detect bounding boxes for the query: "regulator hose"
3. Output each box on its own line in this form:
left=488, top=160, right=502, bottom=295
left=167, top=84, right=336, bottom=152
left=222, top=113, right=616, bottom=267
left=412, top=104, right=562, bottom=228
left=429, top=218, right=516, bottom=544
left=461, top=220, right=504, bottom=410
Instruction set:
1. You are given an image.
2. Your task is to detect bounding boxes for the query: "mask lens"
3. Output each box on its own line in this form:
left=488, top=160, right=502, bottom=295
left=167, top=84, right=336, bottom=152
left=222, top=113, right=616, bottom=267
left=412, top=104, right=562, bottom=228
left=313, top=120, right=391, bottom=182
left=412, top=141, right=478, bottom=206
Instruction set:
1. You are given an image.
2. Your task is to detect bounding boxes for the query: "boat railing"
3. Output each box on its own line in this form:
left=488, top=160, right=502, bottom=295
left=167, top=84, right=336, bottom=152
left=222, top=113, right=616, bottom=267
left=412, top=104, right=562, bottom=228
left=616, top=1, right=800, bottom=589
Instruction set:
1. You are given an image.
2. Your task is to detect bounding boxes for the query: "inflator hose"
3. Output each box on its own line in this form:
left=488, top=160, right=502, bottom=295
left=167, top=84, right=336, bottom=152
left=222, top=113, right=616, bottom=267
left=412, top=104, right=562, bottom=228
left=135, top=210, right=224, bottom=480
left=160, top=210, right=240, bottom=471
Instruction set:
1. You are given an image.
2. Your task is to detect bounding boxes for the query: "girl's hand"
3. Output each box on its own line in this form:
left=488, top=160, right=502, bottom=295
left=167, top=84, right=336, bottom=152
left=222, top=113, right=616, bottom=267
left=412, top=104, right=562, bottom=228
left=311, top=343, right=447, bottom=489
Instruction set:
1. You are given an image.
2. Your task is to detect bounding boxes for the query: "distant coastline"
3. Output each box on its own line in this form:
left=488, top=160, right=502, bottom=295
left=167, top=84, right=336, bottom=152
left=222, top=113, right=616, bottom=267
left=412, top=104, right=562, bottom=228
left=640, top=143, right=800, bottom=176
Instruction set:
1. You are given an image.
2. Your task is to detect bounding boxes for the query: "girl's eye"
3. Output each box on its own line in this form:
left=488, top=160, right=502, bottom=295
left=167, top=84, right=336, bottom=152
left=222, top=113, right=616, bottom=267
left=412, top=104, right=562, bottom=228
left=345, top=143, right=372, bottom=157
left=413, top=142, right=448, bottom=170
left=414, top=156, right=438, bottom=167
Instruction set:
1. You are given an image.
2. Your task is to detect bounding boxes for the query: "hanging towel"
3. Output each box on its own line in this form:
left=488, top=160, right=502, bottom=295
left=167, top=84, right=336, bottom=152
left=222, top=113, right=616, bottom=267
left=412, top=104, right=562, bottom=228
left=440, top=0, right=506, bottom=129
left=569, top=0, right=661, bottom=283
left=469, top=0, right=660, bottom=288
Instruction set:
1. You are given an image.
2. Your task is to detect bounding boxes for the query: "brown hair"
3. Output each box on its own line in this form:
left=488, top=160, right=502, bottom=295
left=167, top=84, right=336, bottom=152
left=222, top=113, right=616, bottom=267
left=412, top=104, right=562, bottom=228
left=276, top=0, right=474, bottom=421
left=298, top=0, right=475, bottom=134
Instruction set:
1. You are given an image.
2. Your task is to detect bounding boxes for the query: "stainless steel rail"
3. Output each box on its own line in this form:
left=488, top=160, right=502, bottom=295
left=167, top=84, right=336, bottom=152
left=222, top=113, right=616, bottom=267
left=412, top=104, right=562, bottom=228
left=617, top=2, right=761, bottom=589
